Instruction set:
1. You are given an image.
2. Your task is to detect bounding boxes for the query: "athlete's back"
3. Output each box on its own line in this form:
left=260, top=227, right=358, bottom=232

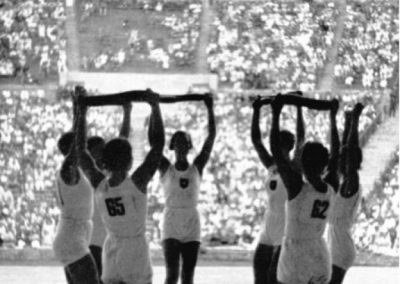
left=96, top=177, right=146, bottom=237
left=285, top=181, right=334, bottom=240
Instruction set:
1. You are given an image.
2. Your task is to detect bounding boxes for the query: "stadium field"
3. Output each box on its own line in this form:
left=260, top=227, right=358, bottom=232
left=0, top=264, right=398, bottom=284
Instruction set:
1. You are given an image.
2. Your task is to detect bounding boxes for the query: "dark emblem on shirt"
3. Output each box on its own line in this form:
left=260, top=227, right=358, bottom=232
left=180, top=178, right=189, bottom=189
left=269, top=180, right=277, bottom=191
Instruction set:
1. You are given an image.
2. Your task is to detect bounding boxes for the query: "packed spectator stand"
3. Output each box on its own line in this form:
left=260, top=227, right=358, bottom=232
left=207, top=1, right=337, bottom=90
left=78, top=0, right=202, bottom=72
left=0, top=0, right=66, bottom=84
left=334, top=2, right=399, bottom=89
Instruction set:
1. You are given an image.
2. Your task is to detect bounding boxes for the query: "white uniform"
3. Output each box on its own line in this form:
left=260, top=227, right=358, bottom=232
left=328, top=188, right=361, bottom=270
left=96, top=178, right=152, bottom=284
left=90, top=200, right=107, bottom=247
left=53, top=169, right=93, bottom=266
left=259, top=164, right=287, bottom=246
left=278, top=181, right=335, bottom=284
left=161, top=165, right=201, bottom=243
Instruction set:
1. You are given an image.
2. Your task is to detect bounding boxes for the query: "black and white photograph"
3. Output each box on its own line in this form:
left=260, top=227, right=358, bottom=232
left=0, top=0, right=398, bottom=283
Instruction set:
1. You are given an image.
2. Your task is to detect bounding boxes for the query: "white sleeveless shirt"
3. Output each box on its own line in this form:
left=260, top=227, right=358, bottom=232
left=90, top=200, right=107, bottom=246
left=161, top=165, right=201, bottom=209
left=259, top=164, right=287, bottom=245
left=96, top=178, right=147, bottom=237
left=330, top=187, right=361, bottom=229
left=57, top=168, right=94, bottom=220
left=285, top=180, right=335, bottom=240
left=264, top=165, right=287, bottom=216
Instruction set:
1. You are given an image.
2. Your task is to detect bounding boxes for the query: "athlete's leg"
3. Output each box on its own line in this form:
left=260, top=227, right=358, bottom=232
left=180, top=241, right=200, bottom=284
left=66, top=253, right=100, bottom=284
left=253, top=243, right=275, bottom=284
left=267, top=245, right=281, bottom=284
left=90, top=245, right=103, bottom=279
left=329, top=265, right=346, bottom=284
left=163, top=238, right=181, bottom=284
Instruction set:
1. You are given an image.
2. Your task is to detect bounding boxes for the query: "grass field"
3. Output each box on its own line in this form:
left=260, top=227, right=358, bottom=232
left=0, top=263, right=398, bottom=284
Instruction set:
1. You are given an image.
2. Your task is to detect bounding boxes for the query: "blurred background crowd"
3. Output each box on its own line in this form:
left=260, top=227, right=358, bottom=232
left=0, top=0, right=66, bottom=84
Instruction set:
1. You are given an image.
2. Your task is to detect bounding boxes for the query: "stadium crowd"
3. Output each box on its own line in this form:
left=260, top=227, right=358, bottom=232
left=334, top=2, right=399, bottom=89
left=79, top=0, right=202, bottom=71
left=1, top=89, right=397, bottom=256
left=207, top=1, right=336, bottom=90
left=0, top=0, right=66, bottom=83
left=207, top=1, right=398, bottom=90
left=353, top=150, right=399, bottom=254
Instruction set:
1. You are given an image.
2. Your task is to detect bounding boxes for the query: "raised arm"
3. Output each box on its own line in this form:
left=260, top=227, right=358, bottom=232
left=270, top=95, right=302, bottom=200
left=119, top=103, right=132, bottom=139
left=292, top=105, right=305, bottom=172
left=60, top=98, right=79, bottom=185
left=71, top=91, right=79, bottom=132
left=132, top=91, right=165, bottom=193
left=75, top=87, right=105, bottom=189
left=324, top=99, right=340, bottom=192
left=148, top=112, right=170, bottom=176
left=343, top=103, right=364, bottom=197
left=193, top=93, right=216, bottom=176
left=339, top=111, right=352, bottom=176
left=251, top=97, right=274, bottom=169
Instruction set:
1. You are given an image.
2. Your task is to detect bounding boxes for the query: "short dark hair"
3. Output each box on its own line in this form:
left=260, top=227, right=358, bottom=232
left=102, top=138, right=132, bottom=172
left=87, top=136, right=105, bottom=152
left=169, top=131, right=193, bottom=150
left=279, top=130, right=295, bottom=151
left=301, top=142, right=329, bottom=174
left=57, top=132, right=75, bottom=156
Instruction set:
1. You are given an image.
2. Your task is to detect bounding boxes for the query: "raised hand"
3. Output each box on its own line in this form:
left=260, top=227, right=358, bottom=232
left=331, top=99, right=339, bottom=116
left=252, top=96, right=262, bottom=109
left=204, top=92, right=214, bottom=109
left=146, top=89, right=160, bottom=106
left=353, top=103, right=364, bottom=117
left=271, top=93, right=284, bottom=113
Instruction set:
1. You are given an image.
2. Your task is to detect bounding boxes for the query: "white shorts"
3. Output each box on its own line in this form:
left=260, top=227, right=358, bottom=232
left=102, top=234, right=152, bottom=284
left=259, top=213, right=285, bottom=246
left=328, top=225, right=356, bottom=270
left=162, top=207, right=200, bottom=243
left=53, top=218, right=92, bottom=266
left=277, top=237, right=331, bottom=284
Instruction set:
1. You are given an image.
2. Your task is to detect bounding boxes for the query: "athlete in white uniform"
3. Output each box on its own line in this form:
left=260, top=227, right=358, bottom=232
left=155, top=94, right=216, bottom=284
left=161, top=164, right=201, bottom=243
left=76, top=87, right=165, bottom=284
left=53, top=94, right=100, bottom=284
left=328, top=103, right=364, bottom=284
left=87, top=103, right=132, bottom=279
left=270, top=95, right=340, bottom=284
left=251, top=96, right=304, bottom=284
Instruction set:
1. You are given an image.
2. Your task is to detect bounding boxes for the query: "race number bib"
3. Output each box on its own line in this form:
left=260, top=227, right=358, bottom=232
left=311, top=199, right=329, bottom=219
left=105, top=197, right=126, bottom=217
